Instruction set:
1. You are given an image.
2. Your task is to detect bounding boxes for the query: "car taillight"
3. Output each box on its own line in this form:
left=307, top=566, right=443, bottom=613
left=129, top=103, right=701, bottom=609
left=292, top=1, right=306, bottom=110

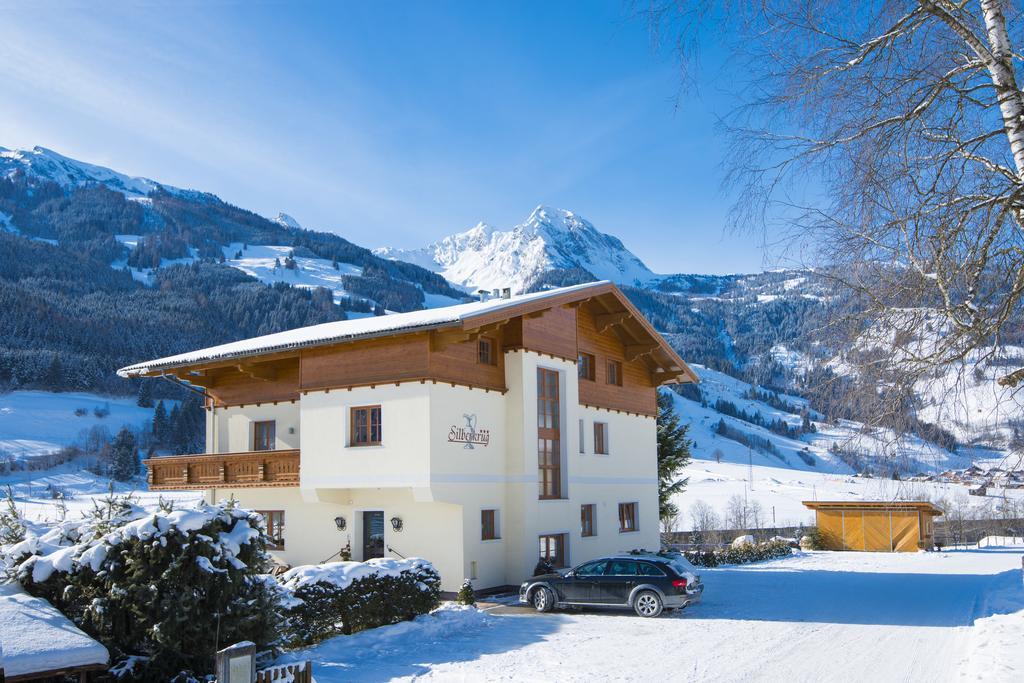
left=672, top=578, right=688, bottom=589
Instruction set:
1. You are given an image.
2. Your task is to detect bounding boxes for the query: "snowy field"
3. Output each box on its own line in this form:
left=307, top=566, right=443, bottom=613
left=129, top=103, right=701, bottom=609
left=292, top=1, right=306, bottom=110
left=281, top=547, right=1024, bottom=682
left=0, top=391, right=197, bottom=522
left=667, top=365, right=1023, bottom=529
left=0, top=391, right=158, bottom=460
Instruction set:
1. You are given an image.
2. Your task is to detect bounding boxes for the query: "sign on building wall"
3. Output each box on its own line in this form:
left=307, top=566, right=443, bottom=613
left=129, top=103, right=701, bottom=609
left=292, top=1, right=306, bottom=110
left=448, top=413, right=490, bottom=449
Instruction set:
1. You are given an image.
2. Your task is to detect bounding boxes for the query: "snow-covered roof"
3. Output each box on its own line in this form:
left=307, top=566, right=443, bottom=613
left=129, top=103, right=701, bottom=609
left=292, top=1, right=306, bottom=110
left=0, top=583, right=109, bottom=678
left=118, top=281, right=615, bottom=377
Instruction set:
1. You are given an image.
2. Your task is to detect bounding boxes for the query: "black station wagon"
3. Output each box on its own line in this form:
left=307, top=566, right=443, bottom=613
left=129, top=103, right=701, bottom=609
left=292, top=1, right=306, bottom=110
left=519, top=552, right=703, bottom=618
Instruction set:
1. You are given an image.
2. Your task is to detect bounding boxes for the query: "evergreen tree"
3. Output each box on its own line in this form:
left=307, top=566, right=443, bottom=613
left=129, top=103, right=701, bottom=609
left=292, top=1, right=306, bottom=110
left=136, top=379, right=154, bottom=407
left=153, top=400, right=169, bottom=446
left=110, top=426, right=139, bottom=481
left=455, top=579, right=476, bottom=606
left=657, top=392, right=693, bottom=521
left=44, top=353, right=63, bottom=388
left=170, top=394, right=204, bottom=454
left=0, top=485, right=26, bottom=545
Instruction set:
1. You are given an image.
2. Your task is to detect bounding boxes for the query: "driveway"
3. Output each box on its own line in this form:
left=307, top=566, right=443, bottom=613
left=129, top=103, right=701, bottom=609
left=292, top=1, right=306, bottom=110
left=287, top=548, right=1024, bottom=682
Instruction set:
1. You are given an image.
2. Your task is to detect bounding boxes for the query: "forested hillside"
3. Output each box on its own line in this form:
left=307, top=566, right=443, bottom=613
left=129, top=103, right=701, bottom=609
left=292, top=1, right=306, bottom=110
left=0, top=161, right=467, bottom=397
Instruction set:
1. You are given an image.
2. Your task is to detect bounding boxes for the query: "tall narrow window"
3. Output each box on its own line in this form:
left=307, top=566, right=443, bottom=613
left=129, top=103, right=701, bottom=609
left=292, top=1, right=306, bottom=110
left=578, top=419, right=585, bottom=453
left=619, top=502, right=638, bottom=533
left=537, top=368, right=561, bottom=499
left=581, top=504, right=596, bottom=537
left=481, top=509, right=499, bottom=540
left=594, top=422, right=609, bottom=455
left=350, top=405, right=382, bottom=446
left=578, top=352, right=595, bottom=380
left=253, top=421, right=276, bottom=451
left=606, top=359, right=623, bottom=386
left=539, top=533, right=567, bottom=568
left=478, top=337, right=496, bottom=365
left=257, top=510, right=285, bottom=549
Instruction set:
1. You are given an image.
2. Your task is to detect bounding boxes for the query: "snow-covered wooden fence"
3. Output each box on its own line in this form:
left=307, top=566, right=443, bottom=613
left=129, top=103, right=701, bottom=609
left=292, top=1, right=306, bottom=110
left=255, top=661, right=312, bottom=683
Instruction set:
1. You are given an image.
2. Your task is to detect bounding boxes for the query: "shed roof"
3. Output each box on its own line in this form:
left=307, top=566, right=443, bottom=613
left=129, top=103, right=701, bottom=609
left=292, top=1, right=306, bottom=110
left=0, top=583, right=109, bottom=679
left=117, top=280, right=697, bottom=383
left=802, top=500, right=944, bottom=515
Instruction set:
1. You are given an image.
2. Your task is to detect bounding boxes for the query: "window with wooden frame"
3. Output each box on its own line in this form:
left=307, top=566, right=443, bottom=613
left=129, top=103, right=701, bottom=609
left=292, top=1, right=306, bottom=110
left=258, top=510, right=285, bottom=549
left=594, top=422, right=609, bottom=455
left=481, top=509, right=499, bottom=540
left=577, top=352, right=595, bottom=380
left=478, top=336, right=497, bottom=365
left=581, top=504, right=596, bottom=537
left=538, top=533, right=567, bottom=568
left=350, top=405, right=382, bottom=446
left=618, top=502, right=638, bottom=533
left=252, top=421, right=276, bottom=451
left=606, top=359, right=623, bottom=386
left=537, top=368, right=562, bottom=499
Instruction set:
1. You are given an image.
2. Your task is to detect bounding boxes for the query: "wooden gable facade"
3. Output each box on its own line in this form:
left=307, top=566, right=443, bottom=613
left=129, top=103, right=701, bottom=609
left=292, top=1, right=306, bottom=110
left=148, top=283, right=695, bottom=417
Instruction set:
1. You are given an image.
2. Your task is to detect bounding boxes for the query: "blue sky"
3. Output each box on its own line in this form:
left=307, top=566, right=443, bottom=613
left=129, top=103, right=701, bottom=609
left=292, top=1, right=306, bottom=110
left=0, top=1, right=764, bottom=274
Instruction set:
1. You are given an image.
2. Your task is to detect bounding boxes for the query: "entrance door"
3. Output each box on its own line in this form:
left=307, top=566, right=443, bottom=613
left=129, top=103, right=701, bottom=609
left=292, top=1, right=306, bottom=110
left=362, top=511, right=385, bottom=560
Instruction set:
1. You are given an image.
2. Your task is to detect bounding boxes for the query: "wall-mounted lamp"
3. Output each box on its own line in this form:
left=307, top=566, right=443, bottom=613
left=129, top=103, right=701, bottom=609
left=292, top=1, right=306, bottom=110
left=334, top=516, right=347, bottom=531
left=390, top=516, right=403, bottom=532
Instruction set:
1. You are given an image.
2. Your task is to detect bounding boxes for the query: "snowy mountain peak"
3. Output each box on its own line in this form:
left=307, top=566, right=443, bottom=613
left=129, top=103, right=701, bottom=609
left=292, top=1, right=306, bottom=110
left=274, top=212, right=303, bottom=230
left=374, top=206, right=656, bottom=294
left=0, top=145, right=183, bottom=197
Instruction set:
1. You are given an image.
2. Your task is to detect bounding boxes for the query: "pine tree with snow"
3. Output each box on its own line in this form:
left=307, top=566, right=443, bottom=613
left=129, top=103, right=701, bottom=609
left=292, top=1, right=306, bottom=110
left=455, top=579, right=476, bottom=605
left=0, top=485, right=26, bottom=545
left=110, top=426, right=139, bottom=481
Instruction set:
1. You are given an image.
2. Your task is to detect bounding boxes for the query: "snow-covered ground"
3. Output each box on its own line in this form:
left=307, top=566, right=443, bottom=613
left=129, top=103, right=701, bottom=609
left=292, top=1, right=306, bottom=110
left=221, top=242, right=363, bottom=303
left=1, top=462, right=200, bottom=523
left=280, top=547, right=1024, bottom=682
left=0, top=391, right=197, bottom=523
left=0, top=391, right=158, bottom=460
left=667, top=365, right=1023, bottom=529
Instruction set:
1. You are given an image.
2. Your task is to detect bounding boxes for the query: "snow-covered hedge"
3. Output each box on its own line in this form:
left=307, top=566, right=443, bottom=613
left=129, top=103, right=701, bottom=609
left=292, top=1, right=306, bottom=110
left=280, top=557, right=441, bottom=645
left=0, top=497, right=280, bottom=681
left=685, top=538, right=792, bottom=567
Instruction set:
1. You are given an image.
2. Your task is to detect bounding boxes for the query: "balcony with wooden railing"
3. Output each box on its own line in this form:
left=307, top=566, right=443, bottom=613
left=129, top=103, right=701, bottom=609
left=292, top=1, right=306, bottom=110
left=143, top=449, right=300, bottom=490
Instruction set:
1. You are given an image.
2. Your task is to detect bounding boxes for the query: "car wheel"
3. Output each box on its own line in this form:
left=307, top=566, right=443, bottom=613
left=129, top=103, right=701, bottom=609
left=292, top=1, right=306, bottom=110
left=633, top=590, right=663, bottom=618
left=531, top=586, right=555, bottom=613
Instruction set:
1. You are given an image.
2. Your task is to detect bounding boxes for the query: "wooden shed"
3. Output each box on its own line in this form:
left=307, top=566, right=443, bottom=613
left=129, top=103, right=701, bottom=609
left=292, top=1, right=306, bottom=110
left=803, top=501, right=943, bottom=552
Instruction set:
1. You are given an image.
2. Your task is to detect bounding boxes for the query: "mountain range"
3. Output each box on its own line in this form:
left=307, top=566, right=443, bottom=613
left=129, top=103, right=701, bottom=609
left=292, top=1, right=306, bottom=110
left=374, top=205, right=656, bottom=294
left=1, top=145, right=1015, bottom=461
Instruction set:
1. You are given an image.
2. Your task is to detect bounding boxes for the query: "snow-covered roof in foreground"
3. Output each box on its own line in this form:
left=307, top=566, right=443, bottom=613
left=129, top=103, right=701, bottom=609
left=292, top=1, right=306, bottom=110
left=118, top=281, right=611, bottom=377
left=0, top=583, right=109, bottom=677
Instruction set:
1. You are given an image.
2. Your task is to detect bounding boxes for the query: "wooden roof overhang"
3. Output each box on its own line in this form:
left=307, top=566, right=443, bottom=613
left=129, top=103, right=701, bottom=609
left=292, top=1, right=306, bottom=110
left=802, top=500, right=944, bottom=516
left=120, top=281, right=697, bottom=387
left=436, top=282, right=697, bottom=386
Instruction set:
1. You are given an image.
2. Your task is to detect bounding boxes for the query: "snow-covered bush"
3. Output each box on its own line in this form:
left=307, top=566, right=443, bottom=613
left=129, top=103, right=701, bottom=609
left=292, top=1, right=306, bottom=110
left=685, top=539, right=792, bottom=567
left=280, top=557, right=441, bottom=645
left=455, top=578, right=476, bottom=605
left=731, top=534, right=755, bottom=548
left=800, top=527, right=825, bottom=550
left=0, top=496, right=280, bottom=681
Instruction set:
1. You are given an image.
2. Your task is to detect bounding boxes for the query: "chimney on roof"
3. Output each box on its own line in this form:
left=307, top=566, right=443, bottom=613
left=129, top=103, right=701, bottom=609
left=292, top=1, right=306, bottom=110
left=501, top=287, right=511, bottom=299
left=476, top=289, right=489, bottom=302
left=492, top=288, right=500, bottom=299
